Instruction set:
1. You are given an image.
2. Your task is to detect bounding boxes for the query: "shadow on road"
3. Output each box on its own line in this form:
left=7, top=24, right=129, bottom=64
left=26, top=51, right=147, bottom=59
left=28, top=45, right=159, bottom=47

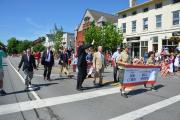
left=5, top=83, right=58, bottom=95
left=50, top=75, right=76, bottom=81
left=81, top=81, right=114, bottom=90
left=127, top=84, right=164, bottom=97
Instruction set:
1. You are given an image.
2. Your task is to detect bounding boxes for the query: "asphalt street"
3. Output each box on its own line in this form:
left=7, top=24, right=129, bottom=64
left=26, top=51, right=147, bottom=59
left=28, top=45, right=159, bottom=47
left=0, top=56, right=180, bottom=120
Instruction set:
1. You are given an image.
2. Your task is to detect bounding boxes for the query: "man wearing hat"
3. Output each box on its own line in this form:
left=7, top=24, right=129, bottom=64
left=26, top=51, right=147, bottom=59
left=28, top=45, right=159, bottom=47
left=111, top=47, right=121, bottom=83
left=117, top=45, right=131, bottom=98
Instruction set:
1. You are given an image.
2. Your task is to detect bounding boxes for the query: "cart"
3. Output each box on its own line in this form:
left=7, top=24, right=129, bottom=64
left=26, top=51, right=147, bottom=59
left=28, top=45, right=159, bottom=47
left=119, top=64, right=161, bottom=98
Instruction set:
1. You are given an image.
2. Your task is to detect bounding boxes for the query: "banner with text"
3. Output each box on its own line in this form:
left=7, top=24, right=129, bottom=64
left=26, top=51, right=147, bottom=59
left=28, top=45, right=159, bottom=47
left=122, top=65, right=160, bottom=87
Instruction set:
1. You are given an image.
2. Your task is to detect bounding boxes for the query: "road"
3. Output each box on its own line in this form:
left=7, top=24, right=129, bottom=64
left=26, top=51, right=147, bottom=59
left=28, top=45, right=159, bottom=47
left=0, top=56, right=180, bottom=120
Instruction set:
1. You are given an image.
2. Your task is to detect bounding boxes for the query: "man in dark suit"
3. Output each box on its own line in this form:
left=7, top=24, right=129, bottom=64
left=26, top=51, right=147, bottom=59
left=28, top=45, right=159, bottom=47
left=76, top=40, right=94, bottom=91
left=18, top=49, right=37, bottom=90
left=41, top=46, right=54, bottom=81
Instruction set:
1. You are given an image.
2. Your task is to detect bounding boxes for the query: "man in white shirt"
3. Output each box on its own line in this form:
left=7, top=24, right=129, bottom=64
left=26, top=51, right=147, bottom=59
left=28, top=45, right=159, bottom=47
left=111, top=47, right=121, bottom=83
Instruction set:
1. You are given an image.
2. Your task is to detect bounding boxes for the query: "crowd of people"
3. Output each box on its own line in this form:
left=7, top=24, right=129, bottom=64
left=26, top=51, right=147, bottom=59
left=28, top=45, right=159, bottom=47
left=0, top=41, right=180, bottom=96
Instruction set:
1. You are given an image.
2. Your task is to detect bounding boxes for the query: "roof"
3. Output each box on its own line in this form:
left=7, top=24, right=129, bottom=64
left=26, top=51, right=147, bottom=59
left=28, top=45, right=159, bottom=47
left=117, top=0, right=160, bottom=14
left=88, top=9, right=118, bottom=23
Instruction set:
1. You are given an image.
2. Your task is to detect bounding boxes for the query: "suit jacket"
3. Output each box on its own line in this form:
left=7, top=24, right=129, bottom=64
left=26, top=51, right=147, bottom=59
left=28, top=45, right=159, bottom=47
left=59, top=52, right=69, bottom=64
left=77, top=44, right=92, bottom=67
left=18, top=54, right=36, bottom=71
left=93, top=52, right=106, bottom=71
left=41, top=50, right=54, bottom=66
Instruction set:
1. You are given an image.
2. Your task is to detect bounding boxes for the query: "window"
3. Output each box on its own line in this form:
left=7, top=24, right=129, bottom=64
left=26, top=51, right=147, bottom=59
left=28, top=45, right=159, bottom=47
left=141, top=41, right=148, bottom=57
left=122, top=14, right=127, bottom=18
left=132, top=11, right=137, bottom=15
left=143, top=8, right=149, bottom=12
left=152, top=36, right=158, bottom=44
left=143, top=18, right=148, bottom=30
left=122, top=23, right=126, bottom=33
left=132, top=20, right=136, bottom=32
left=141, top=41, right=148, bottom=47
left=173, top=0, right=180, bottom=4
left=173, top=10, right=180, bottom=25
left=155, top=2, right=162, bottom=9
left=156, top=15, right=162, bottom=28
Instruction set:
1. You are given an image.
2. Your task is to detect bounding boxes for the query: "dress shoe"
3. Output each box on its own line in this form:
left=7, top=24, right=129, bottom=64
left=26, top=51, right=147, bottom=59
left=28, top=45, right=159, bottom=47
left=76, top=87, right=83, bottom=91
left=121, top=92, right=128, bottom=98
left=88, top=75, right=93, bottom=78
left=0, top=90, right=6, bottom=96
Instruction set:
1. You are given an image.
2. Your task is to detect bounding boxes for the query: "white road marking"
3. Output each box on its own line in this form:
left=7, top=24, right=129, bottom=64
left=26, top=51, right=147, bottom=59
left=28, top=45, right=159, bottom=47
left=8, top=58, right=41, bottom=100
left=109, top=94, right=180, bottom=120
left=0, top=87, right=120, bottom=115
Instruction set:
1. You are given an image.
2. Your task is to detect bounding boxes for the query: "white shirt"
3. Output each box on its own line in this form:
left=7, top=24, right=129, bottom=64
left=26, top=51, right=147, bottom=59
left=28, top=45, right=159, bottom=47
left=45, top=50, right=51, bottom=62
left=112, top=51, right=120, bottom=61
left=27, top=54, right=30, bottom=62
left=98, top=52, right=104, bottom=65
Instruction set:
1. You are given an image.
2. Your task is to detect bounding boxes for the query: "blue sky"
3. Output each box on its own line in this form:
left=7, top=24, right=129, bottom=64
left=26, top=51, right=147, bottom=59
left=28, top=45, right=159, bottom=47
left=0, top=0, right=147, bottom=44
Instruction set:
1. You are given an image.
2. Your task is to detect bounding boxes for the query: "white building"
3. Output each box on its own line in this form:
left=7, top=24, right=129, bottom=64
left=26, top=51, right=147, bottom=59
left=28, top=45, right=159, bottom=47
left=44, top=32, right=75, bottom=49
left=62, top=32, right=75, bottom=49
left=44, top=34, right=54, bottom=47
left=118, top=0, right=180, bottom=58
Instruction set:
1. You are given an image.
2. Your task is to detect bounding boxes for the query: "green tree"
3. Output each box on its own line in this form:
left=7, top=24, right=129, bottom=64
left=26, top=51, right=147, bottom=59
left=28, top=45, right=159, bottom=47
left=17, top=40, right=32, bottom=53
left=33, top=43, right=45, bottom=52
left=102, top=22, right=123, bottom=51
left=53, top=24, right=63, bottom=52
left=7, top=37, right=19, bottom=54
left=84, top=22, right=123, bottom=51
left=84, top=21, right=102, bottom=50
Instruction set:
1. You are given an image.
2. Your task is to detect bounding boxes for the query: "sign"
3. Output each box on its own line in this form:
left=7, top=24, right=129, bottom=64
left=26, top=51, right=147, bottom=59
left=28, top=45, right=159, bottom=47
left=127, top=36, right=140, bottom=41
left=122, top=65, right=160, bottom=87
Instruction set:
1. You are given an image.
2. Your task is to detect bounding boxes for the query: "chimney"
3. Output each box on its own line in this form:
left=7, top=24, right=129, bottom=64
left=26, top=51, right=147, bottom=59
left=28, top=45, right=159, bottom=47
left=129, top=0, right=137, bottom=7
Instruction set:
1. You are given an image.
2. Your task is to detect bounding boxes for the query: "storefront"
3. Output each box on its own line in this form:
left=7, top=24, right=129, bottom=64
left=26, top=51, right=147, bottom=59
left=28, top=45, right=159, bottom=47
left=162, top=31, right=180, bottom=53
left=126, top=36, right=141, bottom=58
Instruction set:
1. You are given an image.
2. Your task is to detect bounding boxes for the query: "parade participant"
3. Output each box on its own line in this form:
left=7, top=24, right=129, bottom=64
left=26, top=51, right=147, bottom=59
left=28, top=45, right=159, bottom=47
left=144, top=50, right=148, bottom=64
left=34, top=51, right=41, bottom=68
left=145, top=51, right=156, bottom=90
left=174, top=54, right=180, bottom=72
left=59, top=48, right=70, bottom=77
left=146, top=51, right=155, bottom=65
left=105, top=50, right=111, bottom=66
left=0, top=48, right=6, bottom=95
left=111, top=47, right=121, bottom=83
left=169, top=53, right=175, bottom=75
left=93, top=46, right=106, bottom=86
left=41, top=46, right=54, bottom=81
left=86, top=48, right=93, bottom=78
left=117, top=45, right=131, bottom=98
left=18, top=49, right=37, bottom=91
left=76, top=40, right=94, bottom=91
left=161, top=59, right=170, bottom=77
